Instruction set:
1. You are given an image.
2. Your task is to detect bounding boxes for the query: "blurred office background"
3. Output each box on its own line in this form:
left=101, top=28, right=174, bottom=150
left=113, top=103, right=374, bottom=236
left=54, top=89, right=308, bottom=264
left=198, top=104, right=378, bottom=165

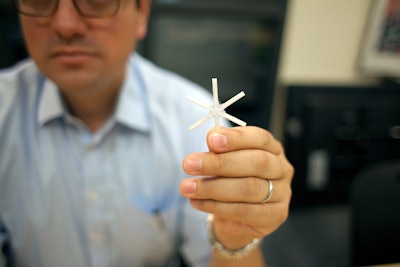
left=1, top=0, right=400, bottom=266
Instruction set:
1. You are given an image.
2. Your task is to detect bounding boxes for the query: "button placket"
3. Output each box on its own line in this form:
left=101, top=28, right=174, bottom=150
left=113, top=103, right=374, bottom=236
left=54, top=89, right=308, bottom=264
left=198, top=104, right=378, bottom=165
left=84, top=139, right=112, bottom=267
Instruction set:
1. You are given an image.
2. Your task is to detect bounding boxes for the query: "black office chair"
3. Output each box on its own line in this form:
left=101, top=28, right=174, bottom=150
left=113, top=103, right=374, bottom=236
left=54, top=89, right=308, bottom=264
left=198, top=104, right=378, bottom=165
left=0, top=2, right=28, bottom=69
left=349, top=159, right=400, bottom=266
left=0, top=217, right=15, bottom=267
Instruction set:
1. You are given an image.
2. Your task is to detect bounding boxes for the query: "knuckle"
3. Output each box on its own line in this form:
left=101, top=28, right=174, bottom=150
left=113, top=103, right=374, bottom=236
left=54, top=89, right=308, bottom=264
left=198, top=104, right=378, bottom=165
left=287, top=162, right=295, bottom=178
left=237, top=127, right=246, bottom=142
left=276, top=139, right=283, bottom=150
left=278, top=206, right=289, bottom=225
left=259, top=129, right=276, bottom=149
left=252, top=151, right=270, bottom=170
left=205, top=154, right=227, bottom=173
left=199, top=178, right=216, bottom=196
left=286, top=186, right=293, bottom=201
left=216, top=154, right=228, bottom=171
left=261, top=130, right=273, bottom=147
left=235, top=203, right=251, bottom=219
left=240, top=177, right=264, bottom=199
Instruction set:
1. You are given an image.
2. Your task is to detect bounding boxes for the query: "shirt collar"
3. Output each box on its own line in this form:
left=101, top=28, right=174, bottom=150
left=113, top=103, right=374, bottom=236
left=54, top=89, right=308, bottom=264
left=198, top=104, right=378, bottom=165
left=114, top=60, right=151, bottom=133
left=38, top=79, right=65, bottom=126
left=37, top=55, right=151, bottom=133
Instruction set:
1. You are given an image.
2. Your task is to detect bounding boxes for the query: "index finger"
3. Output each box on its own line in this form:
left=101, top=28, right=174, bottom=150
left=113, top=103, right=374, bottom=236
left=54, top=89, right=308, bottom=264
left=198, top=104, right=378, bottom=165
left=207, top=126, right=283, bottom=155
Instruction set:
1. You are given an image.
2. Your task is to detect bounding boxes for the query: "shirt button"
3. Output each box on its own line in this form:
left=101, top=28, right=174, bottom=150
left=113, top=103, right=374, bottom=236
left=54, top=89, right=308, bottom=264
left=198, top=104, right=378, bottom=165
left=90, top=233, right=103, bottom=244
left=65, top=115, right=75, bottom=124
left=87, top=190, right=98, bottom=201
left=86, top=143, right=96, bottom=151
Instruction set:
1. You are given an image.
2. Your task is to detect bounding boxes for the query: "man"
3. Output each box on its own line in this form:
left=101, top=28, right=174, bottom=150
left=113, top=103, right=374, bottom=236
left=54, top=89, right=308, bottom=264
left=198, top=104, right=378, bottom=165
left=0, top=0, right=294, bottom=266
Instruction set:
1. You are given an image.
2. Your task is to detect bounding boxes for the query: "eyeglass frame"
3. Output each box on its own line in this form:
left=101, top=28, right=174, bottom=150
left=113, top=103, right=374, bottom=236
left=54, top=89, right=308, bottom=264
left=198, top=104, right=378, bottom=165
left=12, top=0, right=141, bottom=18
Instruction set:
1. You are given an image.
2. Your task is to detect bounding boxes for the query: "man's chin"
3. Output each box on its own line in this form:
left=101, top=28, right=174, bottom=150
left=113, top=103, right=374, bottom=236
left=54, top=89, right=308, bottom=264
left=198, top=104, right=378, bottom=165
left=51, top=75, right=98, bottom=93
left=46, top=63, right=90, bottom=83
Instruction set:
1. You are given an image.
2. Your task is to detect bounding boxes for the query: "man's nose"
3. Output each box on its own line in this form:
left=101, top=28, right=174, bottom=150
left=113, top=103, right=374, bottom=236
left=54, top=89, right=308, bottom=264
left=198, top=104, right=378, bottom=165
left=50, top=0, right=87, bottom=41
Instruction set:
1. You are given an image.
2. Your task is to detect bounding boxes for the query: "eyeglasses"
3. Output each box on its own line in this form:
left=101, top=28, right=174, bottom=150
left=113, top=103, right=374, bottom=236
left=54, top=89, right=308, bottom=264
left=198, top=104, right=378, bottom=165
left=13, top=0, right=122, bottom=18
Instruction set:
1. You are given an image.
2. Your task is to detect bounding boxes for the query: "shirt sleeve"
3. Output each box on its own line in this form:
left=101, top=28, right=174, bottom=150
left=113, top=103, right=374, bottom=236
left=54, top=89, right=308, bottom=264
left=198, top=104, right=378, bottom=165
left=178, top=119, right=231, bottom=267
left=179, top=201, right=211, bottom=267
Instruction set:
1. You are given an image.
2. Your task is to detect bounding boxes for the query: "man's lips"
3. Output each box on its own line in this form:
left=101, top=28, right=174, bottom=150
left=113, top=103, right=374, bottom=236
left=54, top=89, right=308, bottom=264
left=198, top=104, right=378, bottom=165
left=51, top=49, right=97, bottom=65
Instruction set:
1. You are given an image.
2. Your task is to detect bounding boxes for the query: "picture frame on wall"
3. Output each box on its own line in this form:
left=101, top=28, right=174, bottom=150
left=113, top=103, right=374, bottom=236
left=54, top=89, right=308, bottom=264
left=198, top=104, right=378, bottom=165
left=358, top=0, right=400, bottom=78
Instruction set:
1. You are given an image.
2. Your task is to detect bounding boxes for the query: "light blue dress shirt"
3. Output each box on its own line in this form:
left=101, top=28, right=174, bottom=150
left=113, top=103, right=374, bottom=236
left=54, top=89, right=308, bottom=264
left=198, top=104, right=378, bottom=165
left=0, top=54, right=227, bottom=267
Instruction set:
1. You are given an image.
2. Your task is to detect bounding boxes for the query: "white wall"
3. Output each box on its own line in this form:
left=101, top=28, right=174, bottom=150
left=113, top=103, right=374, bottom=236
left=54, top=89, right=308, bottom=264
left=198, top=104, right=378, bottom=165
left=278, top=0, right=376, bottom=84
left=271, top=0, right=378, bottom=138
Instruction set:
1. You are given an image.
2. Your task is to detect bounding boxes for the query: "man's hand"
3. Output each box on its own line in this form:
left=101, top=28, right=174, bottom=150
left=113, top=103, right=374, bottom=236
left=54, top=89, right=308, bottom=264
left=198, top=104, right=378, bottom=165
left=180, top=126, right=294, bottom=250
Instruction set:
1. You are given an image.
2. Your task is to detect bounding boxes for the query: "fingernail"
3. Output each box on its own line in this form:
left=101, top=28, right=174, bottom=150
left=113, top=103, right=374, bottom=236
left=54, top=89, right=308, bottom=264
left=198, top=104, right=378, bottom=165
left=181, top=180, right=196, bottom=195
left=209, top=133, right=228, bottom=149
left=184, top=154, right=202, bottom=173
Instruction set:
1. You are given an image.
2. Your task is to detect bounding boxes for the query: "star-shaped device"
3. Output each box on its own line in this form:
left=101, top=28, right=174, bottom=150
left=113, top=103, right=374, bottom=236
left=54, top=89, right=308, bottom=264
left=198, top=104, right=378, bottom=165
left=188, top=78, right=247, bottom=130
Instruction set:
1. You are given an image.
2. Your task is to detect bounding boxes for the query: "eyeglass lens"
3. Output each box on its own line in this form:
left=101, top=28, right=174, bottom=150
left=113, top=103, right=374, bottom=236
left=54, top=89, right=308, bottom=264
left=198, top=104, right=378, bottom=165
left=15, top=0, right=120, bottom=18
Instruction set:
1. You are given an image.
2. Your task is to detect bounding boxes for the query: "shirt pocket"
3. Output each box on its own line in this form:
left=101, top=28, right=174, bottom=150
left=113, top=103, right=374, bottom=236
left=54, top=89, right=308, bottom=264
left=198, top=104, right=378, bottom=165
left=110, top=202, right=175, bottom=267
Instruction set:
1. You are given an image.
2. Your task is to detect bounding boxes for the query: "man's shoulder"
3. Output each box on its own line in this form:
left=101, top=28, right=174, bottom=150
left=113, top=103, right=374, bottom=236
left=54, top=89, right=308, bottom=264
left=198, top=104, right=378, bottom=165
left=130, top=53, right=217, bottom=136
left=0, top=59, right=40, bottom=95
left=131, top=53, right=215, bottom=120
left=0, top=59, right=41, bottom=128
left=132, top=53, right=211, bottom=100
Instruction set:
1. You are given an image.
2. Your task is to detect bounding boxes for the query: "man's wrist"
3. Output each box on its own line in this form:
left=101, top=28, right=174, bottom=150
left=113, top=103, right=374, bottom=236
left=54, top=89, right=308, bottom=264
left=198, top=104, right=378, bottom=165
left=206, top=214, right=261, bottom=260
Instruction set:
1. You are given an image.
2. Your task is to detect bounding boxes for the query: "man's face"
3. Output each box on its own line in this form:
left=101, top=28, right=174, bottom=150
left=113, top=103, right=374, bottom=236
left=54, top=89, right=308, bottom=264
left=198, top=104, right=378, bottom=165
left=20, top=0, right=150, bottom=95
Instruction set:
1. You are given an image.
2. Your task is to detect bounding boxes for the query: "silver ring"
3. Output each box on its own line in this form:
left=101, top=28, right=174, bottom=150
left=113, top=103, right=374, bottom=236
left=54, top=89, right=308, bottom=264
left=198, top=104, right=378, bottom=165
left=260, top=179, right=274, bottom=203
